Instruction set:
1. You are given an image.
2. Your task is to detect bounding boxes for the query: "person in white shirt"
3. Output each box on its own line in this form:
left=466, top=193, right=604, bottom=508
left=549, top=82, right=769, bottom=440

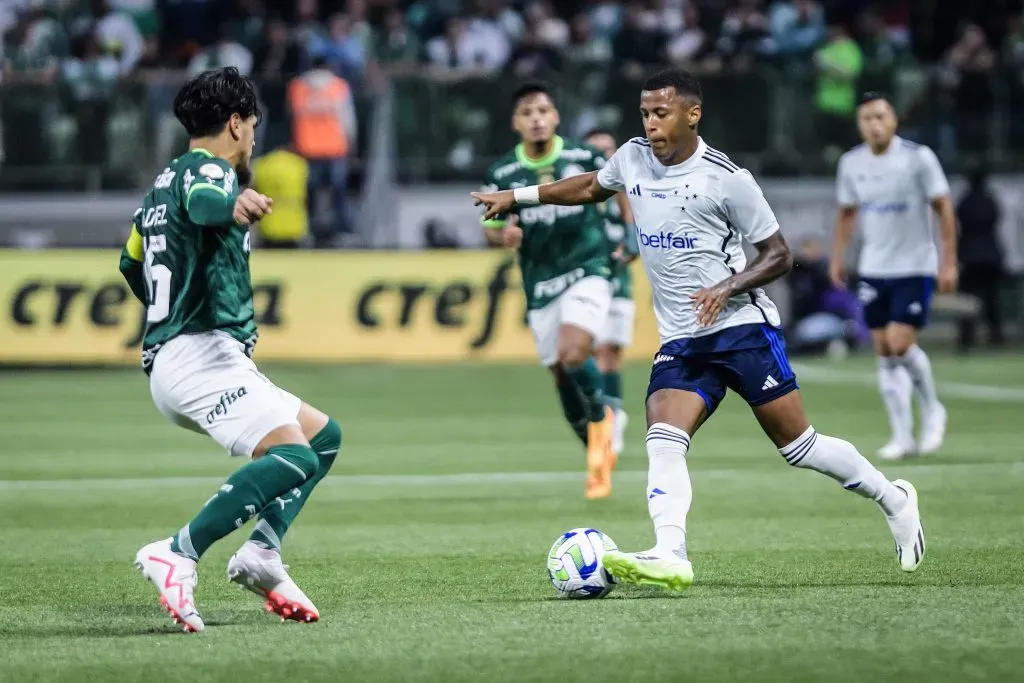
left=830, top=93, right=958, bottom=460
left=472, top=68, right=926, bottom=592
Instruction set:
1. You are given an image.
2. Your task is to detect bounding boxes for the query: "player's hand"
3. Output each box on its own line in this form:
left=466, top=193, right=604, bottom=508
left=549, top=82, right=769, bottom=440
left=938, top=260, right=959, bottom=294
left=828, top=260, right=846, bottom=290
left=612, top=244, right=636, bottom=265
left=233, top=188, right=273, bottom=224
left=471, top=189, right=516, bottom=221
left=690, top=282, right=733, bottom=328
left=502, top=215, right=523, bottom=248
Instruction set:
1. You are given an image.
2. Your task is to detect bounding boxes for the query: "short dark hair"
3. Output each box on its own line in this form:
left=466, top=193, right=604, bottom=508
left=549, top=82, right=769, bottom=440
left=859, top=91, right=890, bottom=106
left=642, top=68, right=702, bottom=102
left=173, top=67, right=261, bottom=139
left=511, top=81, right=555, bottom=109
left=583, top=128, right=615, bottom=141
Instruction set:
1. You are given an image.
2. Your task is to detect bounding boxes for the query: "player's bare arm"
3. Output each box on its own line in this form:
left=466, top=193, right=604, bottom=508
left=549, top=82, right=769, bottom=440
left=471, top=171, right=615, bottom=221
left=830, top=205, right=857, bottom=289
left=690, top=232, right=794, bottom=327
left=932, top=194, right=958, bottom=293
left=234, top=188, right=273, bottom=224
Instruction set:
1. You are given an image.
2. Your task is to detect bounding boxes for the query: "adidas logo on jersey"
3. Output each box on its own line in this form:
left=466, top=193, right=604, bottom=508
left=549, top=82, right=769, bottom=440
left=762, top=375, right=779, bottom=391
left=654, top=354, right=675, bottom=365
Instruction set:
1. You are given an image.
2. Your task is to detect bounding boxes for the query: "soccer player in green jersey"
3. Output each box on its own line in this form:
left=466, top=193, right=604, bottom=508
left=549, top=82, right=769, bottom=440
left=585, top=128, right=640, bottom=458
left=119, top=68, right=340, bottom=632
left=481, top=82, right=622, bottom=499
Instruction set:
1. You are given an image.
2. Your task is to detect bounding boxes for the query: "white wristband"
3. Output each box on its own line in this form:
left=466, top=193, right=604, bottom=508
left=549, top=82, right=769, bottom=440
left=513, top=185, right=541, bottom=205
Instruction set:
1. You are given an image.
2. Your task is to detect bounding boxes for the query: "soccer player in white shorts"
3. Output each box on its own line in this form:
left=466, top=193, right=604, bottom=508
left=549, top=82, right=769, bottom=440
left=830, top=93, right=958, bottom=460
left=473, top=68, right=926, bottom=592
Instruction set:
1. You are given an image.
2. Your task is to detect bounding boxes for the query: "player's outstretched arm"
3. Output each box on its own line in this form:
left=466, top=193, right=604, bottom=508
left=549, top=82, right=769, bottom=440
left=471, top=171, right=615, bottom=221
left=931, top=195, right=958, bottom=293
left=691, top=232, right=793, bottom=327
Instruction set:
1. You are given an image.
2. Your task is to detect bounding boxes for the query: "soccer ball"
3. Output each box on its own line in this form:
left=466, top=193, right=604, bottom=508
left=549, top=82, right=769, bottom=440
left=546, top=527, right=618, bottom=599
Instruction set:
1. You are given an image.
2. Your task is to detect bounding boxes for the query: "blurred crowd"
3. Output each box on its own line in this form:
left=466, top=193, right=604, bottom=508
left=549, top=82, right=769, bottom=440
left=1, top=1, right=1022, bottom=86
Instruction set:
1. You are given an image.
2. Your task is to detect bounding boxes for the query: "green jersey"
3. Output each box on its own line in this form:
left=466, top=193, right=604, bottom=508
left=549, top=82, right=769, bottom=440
left=482, top=136, right=612, bottom=309
left=120, top=148, right=256, bottom=372
left=596, top=195, right=633, bottom=300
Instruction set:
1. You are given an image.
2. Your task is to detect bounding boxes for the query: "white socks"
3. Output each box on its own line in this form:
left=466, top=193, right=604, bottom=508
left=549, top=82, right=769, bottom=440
left=780, top=426, right=908, bottom=516
left=877, top=357, right=914, bottom=444
left=895, top=345, right=940, bottom=411
left=646, top=423, right=692, bottom=559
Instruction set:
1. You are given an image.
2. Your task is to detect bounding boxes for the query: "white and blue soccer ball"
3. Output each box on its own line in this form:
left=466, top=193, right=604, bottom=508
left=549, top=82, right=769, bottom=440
left=546, top=527, right=618, bottom=599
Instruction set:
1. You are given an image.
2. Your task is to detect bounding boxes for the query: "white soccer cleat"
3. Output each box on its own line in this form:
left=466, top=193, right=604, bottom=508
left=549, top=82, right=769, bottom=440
left=602, top=548, right=694, bottom=592
left=885, top=479, right=925, bottom=572
left=611, top=409, right=629, bottom=456
left=918, top=403, right=947, bottom=454
left=227, top=542, right=320, bottom=623
left=877, top=439, right=916, bottom=460
left=134, top=538, right=204, bottom=633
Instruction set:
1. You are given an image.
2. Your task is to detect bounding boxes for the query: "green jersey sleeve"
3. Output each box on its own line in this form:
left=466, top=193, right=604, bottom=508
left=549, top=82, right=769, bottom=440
left=118, top=211, right=147, bottom=304
left=182, top=158, right=238, bottom=227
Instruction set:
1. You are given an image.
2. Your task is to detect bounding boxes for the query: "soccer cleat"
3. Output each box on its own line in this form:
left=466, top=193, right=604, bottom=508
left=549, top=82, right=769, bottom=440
left=885, top=479, right=925, bottom=572
left=602, top=549, right=694, bottom=591
left=227, top=542, right=319, bottom=623
left=584, top=406, right=615, bottom=499
left=611, top=408, right=629, bottom=457
left=134, top=538, right=204, bottom=633
left=918, top=403, right=947, bottom=455
left=877, top=439, right=916, bottom=460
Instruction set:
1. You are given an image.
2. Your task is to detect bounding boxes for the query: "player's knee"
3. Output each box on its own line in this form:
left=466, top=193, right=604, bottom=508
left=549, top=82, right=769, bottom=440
left=558, top=342, right=591, bottom=368
left=266, top=443, right=320, bottom=480
left=887, top=336, right=913, bottom=357
left=310, top=417, right=342, bottom=473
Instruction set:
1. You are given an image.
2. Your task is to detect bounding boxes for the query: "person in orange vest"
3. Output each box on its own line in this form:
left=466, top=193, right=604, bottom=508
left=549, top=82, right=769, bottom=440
left=287, top=56, right=356, bottom=247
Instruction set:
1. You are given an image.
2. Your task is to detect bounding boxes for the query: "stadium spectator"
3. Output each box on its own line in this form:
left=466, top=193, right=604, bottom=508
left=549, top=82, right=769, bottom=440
left=426, top=16, right=509, bottom=69
left=665, top=1, right=708, bottom=67
left=307, top=13, right=368, bottom=84
left=941, top=22, right=996, bottom=154
left=62, top=30, right=120, bottom=166
left=253, top=18, right=301, bottom=80
left=613, top=3, right=666, bottom=72
left=768, top=0, right=825, bottom=57
left=373, top=6, right=420, bottom=69
left=956, top=168, right=1006, bottom=350
left=812, top=22, right=863, bottom=153
left=507, top=18, right=562, bottom=78
left=524, top=1, right=569, bottom=49
left=858, top=6, right=913, bottom=68
left=288, top=56, right=357, bottom=246
left=586, top=0, right=623, bottom=40
left=564, top=12, right=612, bottom=67
left=714, top=0, right=771, bottom=67
left=251, top=144, right=311, bottom=249
left=187, top=26, right=253, bottom=77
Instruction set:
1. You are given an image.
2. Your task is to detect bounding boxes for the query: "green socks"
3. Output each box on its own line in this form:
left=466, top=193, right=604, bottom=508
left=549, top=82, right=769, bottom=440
left=603, top=371, right=623, bottom=413
left=171, top=443, right=320, bottom=561
left=566, top=358, right=606, bottom=423
left=555, top=371, right=589, bottom=446
left=249, top=418, right=342, bottom=551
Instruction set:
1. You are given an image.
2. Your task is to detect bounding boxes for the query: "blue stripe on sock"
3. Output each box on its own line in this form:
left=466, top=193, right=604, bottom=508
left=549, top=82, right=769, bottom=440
left=646, top=431, right=691, bottom=449
left=783, top=432, right=817, bottom=465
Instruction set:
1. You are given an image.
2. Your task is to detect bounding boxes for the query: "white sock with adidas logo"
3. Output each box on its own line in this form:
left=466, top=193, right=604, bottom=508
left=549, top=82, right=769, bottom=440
left=646, top=423, right=692, bottom=560
left=779, top=426, right=908, bottom=516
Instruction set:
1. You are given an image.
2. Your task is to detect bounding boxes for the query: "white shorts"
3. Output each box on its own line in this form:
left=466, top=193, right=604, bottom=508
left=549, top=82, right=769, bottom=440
left=149, top=332, right=302, bottom=457
left=527, top=276, right=612, bottom=367
left=597, top=297, right=636, bottom=348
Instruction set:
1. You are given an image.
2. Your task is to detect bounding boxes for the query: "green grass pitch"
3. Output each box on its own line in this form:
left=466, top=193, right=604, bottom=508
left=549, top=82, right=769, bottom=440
left=1, top=355, right=1023, bottom=682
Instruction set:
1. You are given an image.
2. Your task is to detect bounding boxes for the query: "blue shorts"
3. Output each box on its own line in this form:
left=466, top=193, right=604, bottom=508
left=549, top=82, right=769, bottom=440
left=647, top=324, right=799, bottom=415
left=857, top=276, right=935, bottom=329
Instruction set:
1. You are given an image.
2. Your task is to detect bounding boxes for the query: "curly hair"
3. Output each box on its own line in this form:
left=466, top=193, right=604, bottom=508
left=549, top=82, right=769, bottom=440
left=173, top=67, right=261, bottom=138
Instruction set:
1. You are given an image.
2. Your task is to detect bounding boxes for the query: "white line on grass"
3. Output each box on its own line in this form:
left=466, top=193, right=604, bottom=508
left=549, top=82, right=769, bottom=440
left=792, top=363, right=1024, bottom=402
left=0, top=462, right=1018, bottom=492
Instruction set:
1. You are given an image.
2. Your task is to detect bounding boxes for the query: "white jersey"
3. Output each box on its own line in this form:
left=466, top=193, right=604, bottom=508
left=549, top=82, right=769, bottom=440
left=836, top=136, right=950, bottom=278
left=596, top=136, right=782, bottom=344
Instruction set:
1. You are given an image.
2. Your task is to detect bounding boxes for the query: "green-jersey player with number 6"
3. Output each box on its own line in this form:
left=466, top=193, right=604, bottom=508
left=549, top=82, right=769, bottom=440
left=118, top=67, right=342, bottom=633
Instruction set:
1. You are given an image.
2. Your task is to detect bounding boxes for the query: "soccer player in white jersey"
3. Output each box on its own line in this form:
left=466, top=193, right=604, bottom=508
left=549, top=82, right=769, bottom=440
left=830, top=93, right=958, bottom=460
left=472, top=68, right=926, bottom=591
